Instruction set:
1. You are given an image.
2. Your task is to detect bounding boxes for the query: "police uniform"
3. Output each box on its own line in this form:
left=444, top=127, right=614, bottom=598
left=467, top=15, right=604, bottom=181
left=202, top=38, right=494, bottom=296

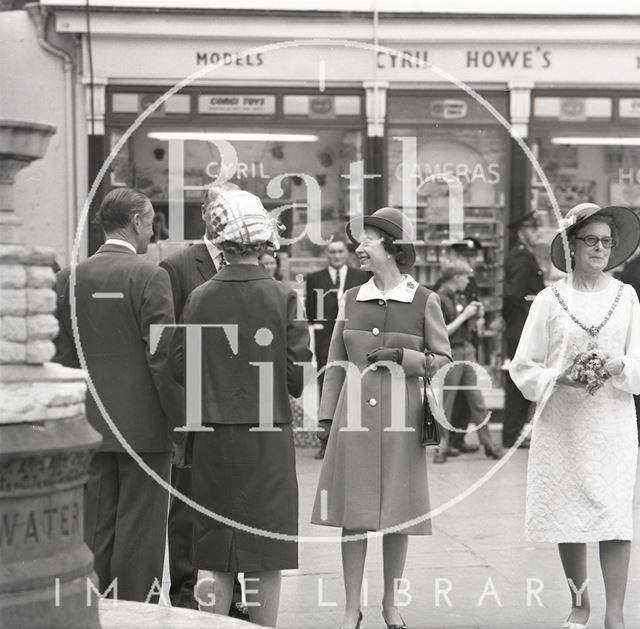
left=502, top=214, right=545, bottom=447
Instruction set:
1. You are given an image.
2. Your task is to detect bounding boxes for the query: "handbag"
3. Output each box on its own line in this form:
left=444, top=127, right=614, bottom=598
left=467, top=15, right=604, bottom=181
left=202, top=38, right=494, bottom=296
left=420, top=375, right=441, bottom=447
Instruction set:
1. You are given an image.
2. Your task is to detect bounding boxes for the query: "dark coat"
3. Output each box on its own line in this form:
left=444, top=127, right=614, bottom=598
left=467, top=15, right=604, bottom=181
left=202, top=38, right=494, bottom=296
left=502, top=244, right=545, bottom=341
left=159, top=242, right=216, bottom=322
left=170, top=264, right=312, bottom=425
left=54, top=244, right=183, bottom=453
left=305, top=266, right=370, bottom=360
left=621, top=257, right=640, bottom=299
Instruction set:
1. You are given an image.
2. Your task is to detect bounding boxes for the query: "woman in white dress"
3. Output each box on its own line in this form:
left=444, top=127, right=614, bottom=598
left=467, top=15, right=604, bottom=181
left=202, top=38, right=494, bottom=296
left=509, top=203, right=640, bottom=629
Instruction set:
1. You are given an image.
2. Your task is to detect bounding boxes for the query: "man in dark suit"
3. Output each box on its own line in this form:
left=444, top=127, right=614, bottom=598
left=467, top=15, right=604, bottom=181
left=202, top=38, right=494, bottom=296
left=158, top=182, right=247, bottom=614
left=621, top=253, right=640, bottom=442
left=54, top=188, right=182, bottom=602
left=305, top=238, right=369, bottom=458
left=502, top=212, right=545, bottom=448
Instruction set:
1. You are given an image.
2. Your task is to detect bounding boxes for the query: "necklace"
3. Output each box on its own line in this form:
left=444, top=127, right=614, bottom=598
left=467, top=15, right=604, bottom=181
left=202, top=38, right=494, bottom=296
left=551, top=282, right=624, bottom=349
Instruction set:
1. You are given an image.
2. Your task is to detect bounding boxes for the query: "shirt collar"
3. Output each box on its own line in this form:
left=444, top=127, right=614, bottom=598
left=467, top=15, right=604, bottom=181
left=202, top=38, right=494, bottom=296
left=104, top=238, right=137, bottom=254
left=329, top=264, right=346, bottom=279
left=356, top=274, right=419, bottom=303
left=203, top=234, right=223, bottom=265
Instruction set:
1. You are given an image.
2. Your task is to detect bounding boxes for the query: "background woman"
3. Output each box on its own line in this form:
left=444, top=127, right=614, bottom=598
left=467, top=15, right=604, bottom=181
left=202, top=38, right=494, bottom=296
left=311, top=208, right=452, bottom=629
left=170, top=189, right=312, bottom=627
left=510, top=203, right=640, bottom=629
left=258, top=249, right=283, bottom=281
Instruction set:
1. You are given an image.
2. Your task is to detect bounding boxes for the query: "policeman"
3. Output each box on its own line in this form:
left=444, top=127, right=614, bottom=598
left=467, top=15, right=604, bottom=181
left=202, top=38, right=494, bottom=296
left=502, top=212, right=545, bottom=448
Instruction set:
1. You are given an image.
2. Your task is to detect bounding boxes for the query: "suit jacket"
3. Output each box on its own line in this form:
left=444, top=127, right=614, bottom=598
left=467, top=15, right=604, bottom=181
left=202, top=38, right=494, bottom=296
left=502, top=244, right=545, bottom=342
left=170, top=264, right=312, bottom=425
left=54, top=244, right=182, bottom=452
left=159, top=242, right=216, bottom=321
left=305, top=266, right=370, bottom=360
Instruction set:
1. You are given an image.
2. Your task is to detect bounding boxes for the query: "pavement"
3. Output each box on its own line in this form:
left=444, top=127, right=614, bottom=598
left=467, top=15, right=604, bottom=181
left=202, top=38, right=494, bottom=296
left=278, top=436, right=640, bottom=629
left=161, top=429, right=640, bottom=629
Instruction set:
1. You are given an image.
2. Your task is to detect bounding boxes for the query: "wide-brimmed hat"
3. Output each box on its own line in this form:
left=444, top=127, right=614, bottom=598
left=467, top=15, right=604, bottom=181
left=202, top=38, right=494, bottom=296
left=550, top=203, right=640, bottom=272
left=346, top=207, right=416, bottom=272
left=207, top=189, right=282, bottom=248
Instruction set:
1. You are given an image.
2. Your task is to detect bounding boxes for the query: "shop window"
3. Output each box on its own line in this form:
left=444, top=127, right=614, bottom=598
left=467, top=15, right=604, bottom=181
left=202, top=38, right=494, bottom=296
left=107, top=96, right=363, bottom=278
left=387, top=94, right=509, bottom=295
left=530, top=93, right=640, bottom=279
left=387, top=92, right=510, bottom=373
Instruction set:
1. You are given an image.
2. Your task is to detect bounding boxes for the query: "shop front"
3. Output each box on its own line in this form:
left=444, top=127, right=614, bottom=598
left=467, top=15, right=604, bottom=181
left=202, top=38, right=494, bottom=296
left=38, top=3, right=640, bottom=379
left=528, top=92, right=640, bottom=279
left=106, top=87, right=365, bottom=279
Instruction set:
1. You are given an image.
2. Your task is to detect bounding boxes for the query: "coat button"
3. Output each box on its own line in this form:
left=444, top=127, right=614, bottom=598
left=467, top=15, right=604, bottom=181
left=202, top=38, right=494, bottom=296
left=370, top=364, right=378, bottom=371
left=368, top=398, right=377, bottom=407
left=378, top=300, right=385, bottom=306
left=372, top=327, right=380, bottom=336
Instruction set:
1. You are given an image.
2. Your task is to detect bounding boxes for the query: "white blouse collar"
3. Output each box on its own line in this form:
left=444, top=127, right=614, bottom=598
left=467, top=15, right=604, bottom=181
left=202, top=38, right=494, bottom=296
left=356, top=274, right=419, bottom=303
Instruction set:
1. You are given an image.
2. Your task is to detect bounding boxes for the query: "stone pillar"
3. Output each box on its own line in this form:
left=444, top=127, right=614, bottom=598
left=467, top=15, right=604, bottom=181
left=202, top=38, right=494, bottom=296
left=0, top=120, right=102, bottom=628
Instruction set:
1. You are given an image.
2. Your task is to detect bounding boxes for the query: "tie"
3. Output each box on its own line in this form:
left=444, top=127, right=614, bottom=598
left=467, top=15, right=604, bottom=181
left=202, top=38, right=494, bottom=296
left=333, top=269, right=340, bottom=290
left=217, top=250, right=227, bottom=270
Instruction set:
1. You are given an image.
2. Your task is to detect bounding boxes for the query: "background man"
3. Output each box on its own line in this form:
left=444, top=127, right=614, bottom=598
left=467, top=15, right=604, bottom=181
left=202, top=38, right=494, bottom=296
left=501, top=212, right=545, bottom=449
left=436, top=263, right=503, bottom=463
left=305, top=238, right=369, bottom=459
left=159, top=181, right=246, bottom=616
left=54, top=188, right=181, bottom=602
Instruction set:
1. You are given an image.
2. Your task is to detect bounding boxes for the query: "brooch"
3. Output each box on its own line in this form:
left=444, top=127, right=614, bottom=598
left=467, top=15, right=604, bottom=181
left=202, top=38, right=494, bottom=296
left=406, top=281, right=415, bottom=290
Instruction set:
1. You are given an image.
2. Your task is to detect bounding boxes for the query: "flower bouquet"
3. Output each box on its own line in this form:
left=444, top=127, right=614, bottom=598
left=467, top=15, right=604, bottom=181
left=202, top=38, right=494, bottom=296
left=569, top=346, right=610, bottom=394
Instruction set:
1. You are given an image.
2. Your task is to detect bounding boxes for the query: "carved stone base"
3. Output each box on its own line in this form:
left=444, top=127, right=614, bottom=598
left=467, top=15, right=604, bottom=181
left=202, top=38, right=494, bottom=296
left=0, top=365, right=102, bottom=629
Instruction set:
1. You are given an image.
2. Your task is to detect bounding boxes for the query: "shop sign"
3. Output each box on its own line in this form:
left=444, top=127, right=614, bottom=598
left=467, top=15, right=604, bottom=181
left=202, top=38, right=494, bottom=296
left=429, top=100, right=468, bottom=120
left=309, top=96, right=335, bottom=119
left=618, top=168, right=640, bottom=184
left=619, top=98, right=640, bottom=118
left=198, top=94, right=276, bottom=115
left=559, top=98, right=587, bottom=121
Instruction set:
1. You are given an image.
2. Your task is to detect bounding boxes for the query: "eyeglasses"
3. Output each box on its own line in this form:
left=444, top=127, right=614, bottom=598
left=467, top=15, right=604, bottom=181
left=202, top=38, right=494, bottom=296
left=574, top=236, right=616, bottom=249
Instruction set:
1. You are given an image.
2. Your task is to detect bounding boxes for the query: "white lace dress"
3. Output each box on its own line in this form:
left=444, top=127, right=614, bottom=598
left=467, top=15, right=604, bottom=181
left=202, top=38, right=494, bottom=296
left=509, top=278, right=640, bottom=543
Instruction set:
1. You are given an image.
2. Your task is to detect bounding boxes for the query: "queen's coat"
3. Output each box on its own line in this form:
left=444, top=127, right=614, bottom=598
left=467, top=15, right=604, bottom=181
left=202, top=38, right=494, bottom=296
left=311, top=276, right=452, bottom=534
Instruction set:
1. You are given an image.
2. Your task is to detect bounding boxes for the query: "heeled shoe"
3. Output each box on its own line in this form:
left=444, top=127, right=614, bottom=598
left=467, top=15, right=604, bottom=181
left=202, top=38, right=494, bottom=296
left=342, top=610, right=363, bottom=629
left=484, top=444, right=504, bottom=460
left=561, top=623, right=587, bottom=629
left=382, top=611, right=408, bottom=629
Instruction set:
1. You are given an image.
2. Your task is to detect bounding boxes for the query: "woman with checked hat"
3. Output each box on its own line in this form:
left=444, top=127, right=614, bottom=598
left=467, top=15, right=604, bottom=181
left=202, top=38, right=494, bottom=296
left=170, top=189, right=312, bottom=627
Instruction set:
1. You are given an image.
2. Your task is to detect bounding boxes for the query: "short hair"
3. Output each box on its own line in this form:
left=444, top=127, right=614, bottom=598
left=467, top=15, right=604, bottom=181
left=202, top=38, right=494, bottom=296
left=327, top=236, right=348, bottom=249
left=570, top=213, right=618, bottom=246
left=202, top=181, right=240, bottom=208
left=93, top=188, right=150, bottom=233
left=440, top=261, right=472, bottom=283
left=372, top=228, right=410, bottom=270
left=568, top=213, right=618, bottom=270
left=219, top=240, right=270, bottom=257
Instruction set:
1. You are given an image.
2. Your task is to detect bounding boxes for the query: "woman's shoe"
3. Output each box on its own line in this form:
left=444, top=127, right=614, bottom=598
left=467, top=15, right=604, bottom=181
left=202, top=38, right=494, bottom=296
left=342, top=610, right=363, bottom=629
left=561, top=623, right=587, bottom=629
left=433, top=447, right=447, bottom=463
left=484, top=444, right=504, bottom=460
left=382, top=610, right=408, bottom=629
